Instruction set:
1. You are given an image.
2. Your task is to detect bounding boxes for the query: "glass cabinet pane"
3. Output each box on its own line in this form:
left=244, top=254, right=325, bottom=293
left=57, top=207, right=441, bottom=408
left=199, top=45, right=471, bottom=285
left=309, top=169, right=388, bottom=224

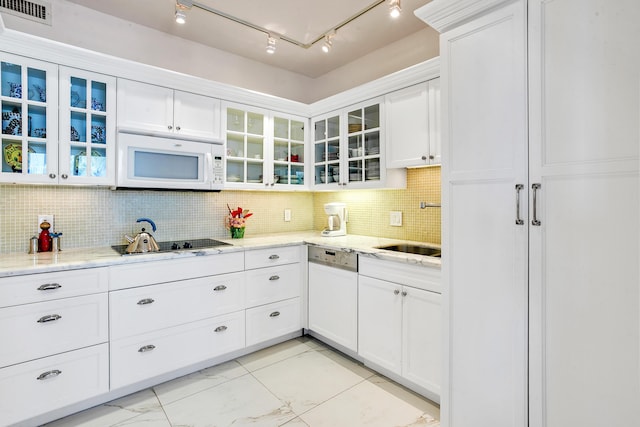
left=227, top=108, right=244, bottom=133
left=27, top=141, right=47, bottom=175
left=2, top=102, right=22, bottom=136
left=70, top=77, right=87, bottom=108
left=91, top=115, right=106, bottom=144
left=291, top=120, right=304, bottom=142
left=70, top=111, right=87, bottom=142
left=91, top=81, right=106, bottom=111
left=314, top=120, right=326, bottom=141
left=364, top=104, right=379, bottom=129
left=1, top=62, right=22, bottom=98
left=27, top=68, right=47, bottom=102
left=247, top=111, right=264, bottom=135
left=327, top=116, right=339, bottom=138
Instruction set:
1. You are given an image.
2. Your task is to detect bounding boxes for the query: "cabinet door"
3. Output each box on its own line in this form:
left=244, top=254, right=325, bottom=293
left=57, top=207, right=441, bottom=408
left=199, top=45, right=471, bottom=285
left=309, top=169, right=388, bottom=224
left=312, top=111, right=342, bottom=187
left=173, top=90, right=221, bottom=139
left=345, top=98, right=384, bottom=186
left=385, top=82, right=430, bottom=168
left=308, top=263, right=358, bottom=352
left=272, top=113, right=306, bottom=187
left=58, top=67, right=116, bottom=185
left=223, top=102, right=269, bottom=186
left=439, top=2, right=528, bottom=426
left=528, top=1, right=640, bottom=425
left=117, top=79, right=173, bottom=133
left=427, top=78, right=441, bottom=164
left=358, top=276, right=402, bottom=375
left=1, top=53, right=58, bottom=184
left=402, top=287, right=441, bottom=398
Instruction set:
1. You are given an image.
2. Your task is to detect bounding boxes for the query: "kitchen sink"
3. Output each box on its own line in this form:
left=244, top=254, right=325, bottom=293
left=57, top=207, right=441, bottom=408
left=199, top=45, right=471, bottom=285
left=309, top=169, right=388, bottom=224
left=376, top=244, right=441, bottom=258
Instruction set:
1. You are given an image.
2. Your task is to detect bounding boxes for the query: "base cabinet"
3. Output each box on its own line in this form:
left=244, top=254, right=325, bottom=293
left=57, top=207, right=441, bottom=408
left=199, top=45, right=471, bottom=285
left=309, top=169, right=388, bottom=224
left=0, top=344, right=109, bottom=426
left=358, top=257, right=441, bottom=402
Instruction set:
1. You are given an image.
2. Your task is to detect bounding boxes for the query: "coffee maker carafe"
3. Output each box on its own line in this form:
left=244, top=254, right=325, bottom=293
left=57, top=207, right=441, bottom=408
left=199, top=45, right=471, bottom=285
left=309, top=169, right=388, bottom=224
left=322, top=202, right=347, bottom=237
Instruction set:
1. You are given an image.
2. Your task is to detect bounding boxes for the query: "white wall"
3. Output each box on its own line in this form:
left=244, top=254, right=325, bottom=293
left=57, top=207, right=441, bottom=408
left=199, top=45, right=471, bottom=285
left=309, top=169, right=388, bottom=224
left=0, top=0, right=438, bottom=103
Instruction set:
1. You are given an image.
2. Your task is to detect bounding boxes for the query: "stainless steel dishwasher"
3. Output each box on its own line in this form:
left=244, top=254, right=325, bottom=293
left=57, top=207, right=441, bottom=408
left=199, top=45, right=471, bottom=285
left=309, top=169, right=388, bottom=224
left=307, top=246, right=358, bottom=355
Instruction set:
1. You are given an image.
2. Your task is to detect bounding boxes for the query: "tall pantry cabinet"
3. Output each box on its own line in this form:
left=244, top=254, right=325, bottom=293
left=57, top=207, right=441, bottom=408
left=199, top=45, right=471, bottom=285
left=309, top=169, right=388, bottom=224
left=416, top=1, right=640, bottom=426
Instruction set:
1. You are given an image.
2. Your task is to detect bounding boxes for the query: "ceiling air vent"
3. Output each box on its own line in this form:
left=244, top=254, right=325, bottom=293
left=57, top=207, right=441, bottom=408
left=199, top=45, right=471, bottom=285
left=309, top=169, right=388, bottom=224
left=0, top=0, right=52, bottom=25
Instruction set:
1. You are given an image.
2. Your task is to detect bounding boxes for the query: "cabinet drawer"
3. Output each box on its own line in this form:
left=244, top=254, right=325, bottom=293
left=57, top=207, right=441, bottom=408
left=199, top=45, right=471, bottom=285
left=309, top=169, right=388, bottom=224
left=359, top=256, right=442, bottom=294
left=245, top=263, right=300, bottom=307
left=0, top=343, right=109, bottom=426
left=0, top=293, right=108, bottom=368
left=0, top=267, right=108, bottom=308
left=246, top=298, right=301, bottom=347
left=109, top=252, right=244, bottom=290
left=110, top=272, right=245, bottom=340
left=244, top=246, right=301, bottom=270
left=110, top=311, right=245, bottom=389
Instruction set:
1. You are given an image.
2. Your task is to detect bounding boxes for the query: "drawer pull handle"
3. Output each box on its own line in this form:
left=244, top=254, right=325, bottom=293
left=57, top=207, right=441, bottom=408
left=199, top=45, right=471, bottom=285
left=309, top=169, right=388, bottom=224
left=268, top=254, right=280, bottom=260
left=36, top=369, right=62, bottom=381
left=37, top=283, right=61, bottom=291
left=269, top=275, right=280, bottom=281
left=137, top=298, right=155, bottom=305
left=269, top=311, right=281, bottom=318
left=138, top=344, right=156, bottom=353
left=37, top=314, right=62, bottom=323
left=213, top=285, right=227, bottom=291
left=214, top=325, right=228, bottom=332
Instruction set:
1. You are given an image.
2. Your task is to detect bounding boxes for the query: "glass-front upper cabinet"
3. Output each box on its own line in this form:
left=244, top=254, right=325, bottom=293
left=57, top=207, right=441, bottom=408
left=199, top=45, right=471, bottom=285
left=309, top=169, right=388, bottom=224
left=273, top=114, right=305, bottom=186
left=312, top=97, right=385, bottom=189
left=224, top=103, right=268, bottom=186
left=312, top=112, right=341, bottom=187
left=58, top=67, right=116, bottom=185
left=1, top=53, right=58, bottom=183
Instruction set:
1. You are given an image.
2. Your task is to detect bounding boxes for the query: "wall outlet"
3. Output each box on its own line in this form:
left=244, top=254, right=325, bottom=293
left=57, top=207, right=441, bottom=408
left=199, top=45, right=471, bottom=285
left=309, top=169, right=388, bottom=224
left=38, top=214, right=54, bottom=231
left=284, top=209, right=291, bottom=222
left=390, top=211, right=402, bottom=227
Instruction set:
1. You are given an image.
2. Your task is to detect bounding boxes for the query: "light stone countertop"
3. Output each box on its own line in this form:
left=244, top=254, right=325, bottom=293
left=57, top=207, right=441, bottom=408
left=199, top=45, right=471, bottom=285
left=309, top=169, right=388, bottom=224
left=0, top=231, right=440, bottom=278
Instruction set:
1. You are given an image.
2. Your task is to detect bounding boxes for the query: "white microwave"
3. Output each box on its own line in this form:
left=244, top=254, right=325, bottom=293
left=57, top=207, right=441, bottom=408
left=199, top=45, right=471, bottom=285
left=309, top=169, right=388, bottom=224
left=116, top=132, right=225, bottom=191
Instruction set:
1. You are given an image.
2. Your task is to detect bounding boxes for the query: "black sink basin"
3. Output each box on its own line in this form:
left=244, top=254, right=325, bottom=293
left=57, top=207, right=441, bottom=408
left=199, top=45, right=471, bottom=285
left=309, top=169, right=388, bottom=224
left=376, top=244, right=441, bottom=258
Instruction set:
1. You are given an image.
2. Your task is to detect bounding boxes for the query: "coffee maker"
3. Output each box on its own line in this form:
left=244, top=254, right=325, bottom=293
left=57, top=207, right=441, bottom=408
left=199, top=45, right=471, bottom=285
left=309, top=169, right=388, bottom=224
left=321, top=202, right=347, bottom=237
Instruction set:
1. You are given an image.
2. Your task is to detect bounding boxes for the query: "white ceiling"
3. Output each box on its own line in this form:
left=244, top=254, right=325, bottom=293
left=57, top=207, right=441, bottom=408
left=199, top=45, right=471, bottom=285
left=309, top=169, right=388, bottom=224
left=65, top=0, right=433, bottom=78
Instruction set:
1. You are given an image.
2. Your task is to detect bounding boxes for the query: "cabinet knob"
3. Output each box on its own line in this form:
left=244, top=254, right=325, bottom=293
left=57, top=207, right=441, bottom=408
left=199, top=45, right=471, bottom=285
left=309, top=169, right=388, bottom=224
left=167, top=125, right=173, bottom=130
left=429, top=155, right=435, bottom=160
left=48, top=173, right=56, bottom=179
left=394, top=289, right=400, bottom=295
left=175, top=126, right=181, bottom=131
left=61, top=174, right=68, bottom=179
left=421, top=155, right=427, bottom=161
left=402, top=291, right=407, bottom=297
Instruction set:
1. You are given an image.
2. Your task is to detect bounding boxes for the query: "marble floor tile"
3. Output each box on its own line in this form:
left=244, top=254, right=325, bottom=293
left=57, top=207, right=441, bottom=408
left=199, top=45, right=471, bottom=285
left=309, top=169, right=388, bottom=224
left=162, top=373, right=296, bottom=427
left=237, top=338, right=315, bottom=372
left=44, top=388, right=164, bottom=427
left=251, top=348, right=371, bottom=415
left=153, top=360, right=249, bottom=406
left=299, top=375, right=440, bottom=427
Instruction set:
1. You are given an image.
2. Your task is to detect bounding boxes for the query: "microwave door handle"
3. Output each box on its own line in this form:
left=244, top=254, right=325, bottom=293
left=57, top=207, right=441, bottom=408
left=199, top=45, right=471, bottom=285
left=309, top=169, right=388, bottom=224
left=204, top=152, right=213, bottom=187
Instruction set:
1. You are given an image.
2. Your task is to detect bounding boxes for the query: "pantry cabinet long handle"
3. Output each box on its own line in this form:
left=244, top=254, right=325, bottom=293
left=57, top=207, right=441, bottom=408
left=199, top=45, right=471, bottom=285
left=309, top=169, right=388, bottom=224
left=532, top=183, right=541, bottom=226
left=37, top=314, right=62, bottom=323
left=36, top=369, right=62, bottom=380
left=515, top=184, right=524, bottom=225
left=37, top=283, right=62, bottom=291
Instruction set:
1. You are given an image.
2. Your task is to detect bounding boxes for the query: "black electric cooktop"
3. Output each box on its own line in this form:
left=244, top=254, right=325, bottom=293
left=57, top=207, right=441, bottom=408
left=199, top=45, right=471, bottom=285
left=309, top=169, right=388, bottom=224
left=111, top=238, right=231, bottom=255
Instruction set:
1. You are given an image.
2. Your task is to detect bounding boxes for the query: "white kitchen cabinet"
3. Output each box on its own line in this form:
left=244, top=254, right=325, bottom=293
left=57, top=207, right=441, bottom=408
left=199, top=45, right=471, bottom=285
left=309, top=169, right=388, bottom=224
left=223, top=102, right=307, bottom=188
left=358, top=260, right=441, bottom=403
left=0, top=343, right=109, bottom=427
left=117, top=79, right=221, bottom=140
left=0, top=52, right=58, bottom=184
left=312, top=98, right=406, bottom=190
left=385, top=78, right=441, bottom=167
left=417, top=0, right=640, bottom=426
left=110, top=311, right=245, bottom=389
left=58, top=66, right=116, bottom=185
left=307, top=262, right=358, bottom=353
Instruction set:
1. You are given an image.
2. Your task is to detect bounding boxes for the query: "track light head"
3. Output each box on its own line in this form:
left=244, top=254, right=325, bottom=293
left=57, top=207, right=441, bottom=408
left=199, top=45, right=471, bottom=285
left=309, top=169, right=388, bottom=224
left=322, top=31, right=336, bottom=53
left=175, top=10, right=186, bottom=24
left=389, top=0, right=401, bottom=18
left=266, top=34, right=277, bottom=54
left=175, top=0, right=192, bottom=24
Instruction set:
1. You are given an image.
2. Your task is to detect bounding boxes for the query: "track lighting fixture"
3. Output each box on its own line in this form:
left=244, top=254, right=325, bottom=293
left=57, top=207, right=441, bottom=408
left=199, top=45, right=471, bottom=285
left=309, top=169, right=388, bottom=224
left=266, top=34, right=277, bottom=54
left=175, top=0, right=192, bottom=24
left=322, top=31, right=336, bottom=53
left=389, top=0, right=401, bottom=18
